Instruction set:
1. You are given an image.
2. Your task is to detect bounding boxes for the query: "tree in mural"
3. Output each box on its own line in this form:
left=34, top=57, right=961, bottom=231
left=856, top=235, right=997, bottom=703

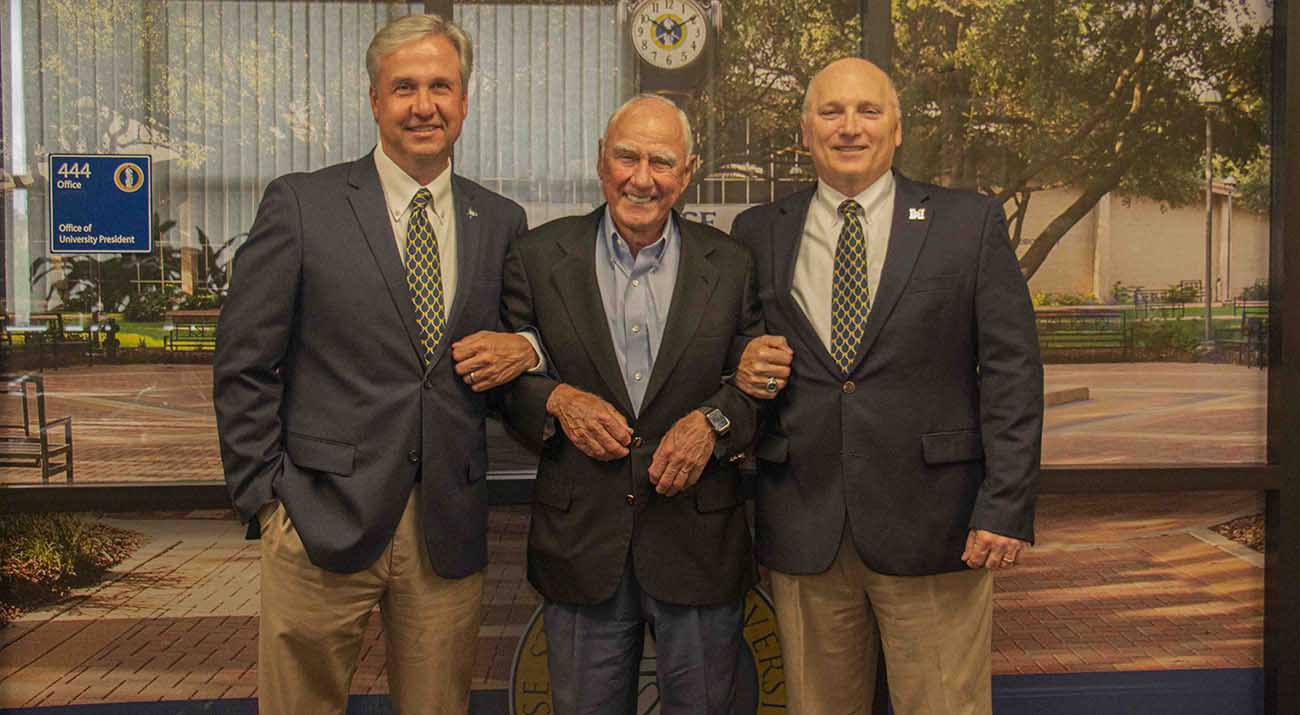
left=692, top=0, right=1271, bottom=280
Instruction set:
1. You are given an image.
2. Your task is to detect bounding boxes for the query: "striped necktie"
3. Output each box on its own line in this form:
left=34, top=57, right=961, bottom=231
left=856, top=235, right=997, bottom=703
left=405, top=188, right=446, bottom=364
left=831, top=199, right=869, bottom=375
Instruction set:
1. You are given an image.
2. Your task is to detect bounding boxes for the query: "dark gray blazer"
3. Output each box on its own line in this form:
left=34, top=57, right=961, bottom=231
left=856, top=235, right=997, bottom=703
left=213, top=152, right=526, bottom=576
left=733, top=172, right=1044, bottom=577
left=501, top=208, right=763, bottom=607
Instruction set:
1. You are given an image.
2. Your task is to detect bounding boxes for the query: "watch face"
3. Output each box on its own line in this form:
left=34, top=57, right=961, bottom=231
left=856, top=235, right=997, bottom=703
left=631, top=0, right=707, bottom=70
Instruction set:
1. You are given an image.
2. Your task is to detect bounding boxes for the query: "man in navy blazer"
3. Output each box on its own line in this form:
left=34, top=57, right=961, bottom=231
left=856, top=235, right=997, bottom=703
left=733, top=58, right=1044, bottom=715
left=214, top=14, right=539, bottom=715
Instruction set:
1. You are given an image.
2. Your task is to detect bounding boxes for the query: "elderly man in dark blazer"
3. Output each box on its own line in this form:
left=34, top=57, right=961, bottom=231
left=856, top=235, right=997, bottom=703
left=500, top=94, right=763, bottom=715
left=733, top=58, right=1044, bottom=715
left=213, top=14, right=541, bottom=715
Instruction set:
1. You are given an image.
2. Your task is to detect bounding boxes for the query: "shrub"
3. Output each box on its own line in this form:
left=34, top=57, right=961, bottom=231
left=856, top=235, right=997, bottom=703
left=1032, top=290, right=1100, bottom=307
left=1130, top=320, right=1203, bottom=360
left=122, top=289, right=179, bottom=322
left=0, top=514, right=142, bottom=627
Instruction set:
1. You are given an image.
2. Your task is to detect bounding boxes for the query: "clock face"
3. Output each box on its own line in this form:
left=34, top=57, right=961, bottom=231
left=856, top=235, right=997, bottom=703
left=630, top=0, right=707, bottom=70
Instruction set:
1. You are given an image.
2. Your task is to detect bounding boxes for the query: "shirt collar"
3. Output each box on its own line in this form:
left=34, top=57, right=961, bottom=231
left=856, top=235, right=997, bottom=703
left=373, top=145, right=453, bottom=223
left=601, top=207, right=675, bottom=270
left=814, top=170, right=895, bottom=222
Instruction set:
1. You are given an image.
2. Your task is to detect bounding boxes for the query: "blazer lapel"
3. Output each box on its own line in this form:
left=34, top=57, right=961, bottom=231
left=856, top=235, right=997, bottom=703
left=346, top=154, right=424, bottom=363
left=849, top=173, right=933, bottom=372
left=772, top=189, right=841, bottom=378
left=640, top=216, right=719, bottom=412
left=551, top=208, right=635, bottom=416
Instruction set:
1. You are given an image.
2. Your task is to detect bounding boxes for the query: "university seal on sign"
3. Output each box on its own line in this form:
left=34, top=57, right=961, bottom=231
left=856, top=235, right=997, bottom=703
left=509, top=588, right=788, bottom=713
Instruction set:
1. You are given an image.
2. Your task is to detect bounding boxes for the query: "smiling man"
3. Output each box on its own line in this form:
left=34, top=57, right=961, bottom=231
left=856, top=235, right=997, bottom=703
left=499, top=94, right=764, bottom=715
left=214, top=14, right=540, bottom=715
left=731, top=59, right=1044, bottom=714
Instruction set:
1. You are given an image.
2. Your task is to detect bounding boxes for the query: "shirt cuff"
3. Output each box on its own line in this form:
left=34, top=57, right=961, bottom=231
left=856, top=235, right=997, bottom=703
left=517, top=329, right=547, bottom=373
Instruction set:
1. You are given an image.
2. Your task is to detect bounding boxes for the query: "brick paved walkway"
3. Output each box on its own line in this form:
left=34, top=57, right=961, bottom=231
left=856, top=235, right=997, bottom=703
left=0, top=492, right=1262, bottom=708
left=0, top=362, right=1269, bottom=485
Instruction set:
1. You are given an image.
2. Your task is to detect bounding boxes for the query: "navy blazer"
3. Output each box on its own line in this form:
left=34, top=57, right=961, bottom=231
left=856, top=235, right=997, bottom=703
left=214, top=152, right=527, bottom=576
left=733, top=172, right=1044, bottom=577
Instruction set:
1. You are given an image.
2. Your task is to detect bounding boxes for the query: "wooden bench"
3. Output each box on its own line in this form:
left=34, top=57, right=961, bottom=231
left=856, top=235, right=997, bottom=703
left=1214, top=312, right=1269, bottom=368
left=1, top=312, right=92, bottom=368
left=1035, top=307, right=1131, bottom=361
left=0, top=373, right=74, bottom=483
left=164, top=309, right=221, bottom=351
left=1132, top=289, right=1185, bottom=319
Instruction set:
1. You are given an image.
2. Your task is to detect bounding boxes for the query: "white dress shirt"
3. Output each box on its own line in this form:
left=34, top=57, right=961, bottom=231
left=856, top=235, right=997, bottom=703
left=374, top=147, right=458, bottom=315
left=792, top=171, right=896, bottom=352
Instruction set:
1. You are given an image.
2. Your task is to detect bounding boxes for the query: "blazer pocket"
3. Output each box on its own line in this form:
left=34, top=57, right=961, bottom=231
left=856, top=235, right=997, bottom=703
left=285, top=432, right=357, bottom=476
left=533, top=474, right=572, bottom=511
left=904, top=274, right=961, bottom=294
left=754, top=434, right=789, bottom=464
left=695, top=474, right=743, bottom=512
left=921, top=430, right=984, bottom=465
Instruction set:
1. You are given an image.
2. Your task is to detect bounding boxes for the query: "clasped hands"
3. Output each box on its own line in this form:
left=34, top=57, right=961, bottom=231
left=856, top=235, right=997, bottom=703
left=545, top=384, right=714, bottom=496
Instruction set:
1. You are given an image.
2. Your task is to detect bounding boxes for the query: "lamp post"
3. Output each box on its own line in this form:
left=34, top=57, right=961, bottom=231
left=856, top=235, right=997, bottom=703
left=1198, top=88, right=1222, bottom=345
left=1224, top=175, right=1237, bottom=303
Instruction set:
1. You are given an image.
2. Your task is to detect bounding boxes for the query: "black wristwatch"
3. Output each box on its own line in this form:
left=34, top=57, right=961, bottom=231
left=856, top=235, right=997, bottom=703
left=697, top=406, right=732, bottom=437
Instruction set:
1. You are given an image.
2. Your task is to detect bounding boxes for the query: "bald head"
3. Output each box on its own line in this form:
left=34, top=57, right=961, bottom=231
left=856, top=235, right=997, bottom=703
left=802, top=58, right=901, bottom=120
left=800, top=58, right=903, bottom=196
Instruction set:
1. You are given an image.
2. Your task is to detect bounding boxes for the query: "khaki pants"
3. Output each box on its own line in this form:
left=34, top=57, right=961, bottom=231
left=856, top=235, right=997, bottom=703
left=257, top=485, right=483, bottom=715
left=769, top=532, right=993, bottom=715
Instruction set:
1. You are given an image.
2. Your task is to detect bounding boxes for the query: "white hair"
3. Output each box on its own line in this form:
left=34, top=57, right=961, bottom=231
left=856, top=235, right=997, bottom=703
left=601, top=93, right=695, bottom=159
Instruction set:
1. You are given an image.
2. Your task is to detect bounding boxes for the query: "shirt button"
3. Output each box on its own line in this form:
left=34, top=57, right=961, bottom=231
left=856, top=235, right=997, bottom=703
left=842, top=381, right=856, bottom=394
left=633, top=372, right=643, bottom=381
left=632, top=436, right=643, bottom=448
left=631, top=279, right=641, bottom=287
left=407, top=449, right=420, bottom=463
left=626, top=494, right=637, bottom=506
left=631, top=325, right=641, bottom=333
left=423, top=379, right=434, bottom=389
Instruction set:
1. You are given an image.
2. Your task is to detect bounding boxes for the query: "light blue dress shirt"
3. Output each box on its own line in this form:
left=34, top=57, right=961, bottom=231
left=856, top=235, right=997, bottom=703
left=594, top=208, right=681, bottom=415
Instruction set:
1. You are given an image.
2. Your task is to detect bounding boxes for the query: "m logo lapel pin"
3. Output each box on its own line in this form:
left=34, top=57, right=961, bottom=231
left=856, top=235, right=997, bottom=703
left=908, top=207, right=926, bottom=221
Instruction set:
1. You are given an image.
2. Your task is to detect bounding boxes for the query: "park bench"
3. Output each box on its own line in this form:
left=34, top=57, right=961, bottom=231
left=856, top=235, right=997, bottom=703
left=1133, top=289, right=1186, bottom=320
left=164, top=309, right=221, bottom=351
left=1035, top=307, right=1131, bottom=361
left=1214, top=310, right=1269, bottom=368
left=1, top=312, right=92, bottom=368
left=0, top=373, right=74, bottom=483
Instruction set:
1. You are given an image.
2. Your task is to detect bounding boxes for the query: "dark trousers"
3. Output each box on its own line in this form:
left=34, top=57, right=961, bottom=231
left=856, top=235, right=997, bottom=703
left=542, top=560, right=744, bottom=715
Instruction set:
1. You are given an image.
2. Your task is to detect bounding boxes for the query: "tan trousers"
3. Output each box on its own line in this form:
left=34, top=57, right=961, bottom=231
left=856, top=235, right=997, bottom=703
left=257, top=485, right=483, bottom=715
left=769, top=532, right=993, bottom=715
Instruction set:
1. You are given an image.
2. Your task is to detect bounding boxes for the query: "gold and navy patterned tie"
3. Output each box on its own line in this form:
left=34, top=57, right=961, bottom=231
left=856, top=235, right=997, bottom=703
left=405, top=188, right=446, bottom=365
left=831, top=199, right=870, bottom=376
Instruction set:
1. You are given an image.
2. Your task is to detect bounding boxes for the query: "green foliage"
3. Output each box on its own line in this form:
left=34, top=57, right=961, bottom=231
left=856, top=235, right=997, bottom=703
left=123, top=288, right=180, bottom=322
left=0, top=514, right=142, bottom=627
left=1110, top=282, right=1135, bottom=304
left=1239, top=281, right=1269, bottom=301
left=1033, top=290, right=1100, bottom=307
left=1163, top=283, right=1201, bottom=304
left=1130, top=320, right=1203, bottom=359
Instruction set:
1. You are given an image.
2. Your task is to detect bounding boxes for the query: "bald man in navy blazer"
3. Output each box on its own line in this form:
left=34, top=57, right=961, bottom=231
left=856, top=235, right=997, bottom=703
left=734, top=58, right=1043, bottom=715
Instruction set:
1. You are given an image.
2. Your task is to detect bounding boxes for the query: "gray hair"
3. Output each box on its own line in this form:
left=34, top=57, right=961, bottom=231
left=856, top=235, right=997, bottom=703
left=800, top=62, right=902, bottom=120
left=366, top=14, right=474, bottom=92
left=601, top=93, right=695, bottom=159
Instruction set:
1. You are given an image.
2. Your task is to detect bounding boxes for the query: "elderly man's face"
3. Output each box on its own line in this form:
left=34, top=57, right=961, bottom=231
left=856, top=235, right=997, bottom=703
left=369, top=34, right=467, bottom=183
left=801, top=59, right=901, bottom=197
left=597, top=101, right=696, bottom=245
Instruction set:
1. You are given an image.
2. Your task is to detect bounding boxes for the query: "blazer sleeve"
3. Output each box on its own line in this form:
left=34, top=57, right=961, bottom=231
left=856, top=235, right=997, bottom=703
left=969, top=199, right=1044, bottom=543
left=700, top=247, right=765, bottom=459
left=499, top=239, right=561, bottom=451
left=212, top=177, right=301, bottom=524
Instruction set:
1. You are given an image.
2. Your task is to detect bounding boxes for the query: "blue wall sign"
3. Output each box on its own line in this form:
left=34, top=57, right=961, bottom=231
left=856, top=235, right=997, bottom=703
left=48, top=153, right=152, bottom=254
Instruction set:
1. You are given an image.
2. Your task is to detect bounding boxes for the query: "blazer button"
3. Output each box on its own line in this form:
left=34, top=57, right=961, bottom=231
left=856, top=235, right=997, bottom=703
left=625, top=494, right=636, bottom=506
left=423, top=379, right=434, bottom=390
left=842, top=381, right=856, bottom=394
left=631, top=436, right=643, bottom=448
left=407, top=449, right=420, bottom=463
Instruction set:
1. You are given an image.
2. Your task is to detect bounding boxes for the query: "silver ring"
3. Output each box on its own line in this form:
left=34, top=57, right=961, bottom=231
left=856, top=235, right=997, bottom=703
left=469, top=371, right=477, bottom=384
left=1000, top=556, right=1016, bottom=565
left=765, top=376, right=779, bottom=393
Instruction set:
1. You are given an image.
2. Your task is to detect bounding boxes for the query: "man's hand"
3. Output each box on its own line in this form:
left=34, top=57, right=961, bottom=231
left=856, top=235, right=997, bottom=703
left=546, top=384, right=631, bottom=461
left=452, top=331, right=539, bottom=392
left=648, top=411, right=716, bottom=497
left=962, top=529, right=1030, bottom=571
left=736, top=335, right=794, bottom=400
